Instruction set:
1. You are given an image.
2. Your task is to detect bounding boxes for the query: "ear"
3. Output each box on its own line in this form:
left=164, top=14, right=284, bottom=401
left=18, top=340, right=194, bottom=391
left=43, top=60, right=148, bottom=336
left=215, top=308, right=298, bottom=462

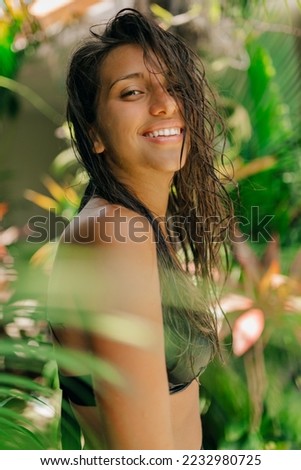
left=89, top=128, right=105, bottom=154
left=93, top=138, right=105, bottom=154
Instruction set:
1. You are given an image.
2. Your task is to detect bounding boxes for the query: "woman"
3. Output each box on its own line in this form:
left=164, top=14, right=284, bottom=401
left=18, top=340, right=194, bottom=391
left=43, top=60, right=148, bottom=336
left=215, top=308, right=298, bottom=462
left=48, top=8, right=233, bottom=450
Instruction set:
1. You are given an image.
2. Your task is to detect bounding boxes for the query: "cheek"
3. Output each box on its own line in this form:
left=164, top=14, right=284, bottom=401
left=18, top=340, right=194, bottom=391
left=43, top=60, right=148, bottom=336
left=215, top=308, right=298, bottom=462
left=97, top=101, right=141, bottom=156
left=98, top=121, right=130, bottom=165
left=104, top=120, right=124, bottom=148
left=96, top=112, right=118, bottom=150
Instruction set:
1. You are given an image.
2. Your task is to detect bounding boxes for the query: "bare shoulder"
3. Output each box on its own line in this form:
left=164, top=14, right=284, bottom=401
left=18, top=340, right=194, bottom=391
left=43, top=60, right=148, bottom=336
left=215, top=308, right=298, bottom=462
left=50, top=199, right=161, bottom=324
left=61, top=199, right=156, bottom=250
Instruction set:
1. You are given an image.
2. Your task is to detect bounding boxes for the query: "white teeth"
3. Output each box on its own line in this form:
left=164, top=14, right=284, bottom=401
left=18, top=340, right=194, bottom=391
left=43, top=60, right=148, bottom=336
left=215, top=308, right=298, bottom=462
left=145, top=127, right=181, bottom=138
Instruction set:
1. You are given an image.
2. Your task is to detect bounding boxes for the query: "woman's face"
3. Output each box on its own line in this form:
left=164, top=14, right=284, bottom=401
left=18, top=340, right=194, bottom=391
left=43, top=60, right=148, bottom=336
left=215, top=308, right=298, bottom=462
left=93, top=44, right=188, bottom=183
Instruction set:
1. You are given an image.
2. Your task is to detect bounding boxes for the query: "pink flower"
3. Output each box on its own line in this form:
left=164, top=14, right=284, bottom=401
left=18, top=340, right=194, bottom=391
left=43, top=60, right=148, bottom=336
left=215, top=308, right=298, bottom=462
left=232, top=308, right=265, bottom=356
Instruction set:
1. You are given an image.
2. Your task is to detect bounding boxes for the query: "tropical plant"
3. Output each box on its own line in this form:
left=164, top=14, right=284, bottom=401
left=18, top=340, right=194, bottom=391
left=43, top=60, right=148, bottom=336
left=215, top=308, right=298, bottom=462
left=0, top=0, right=41, bottom=117
left=201, top=232, right=301, bottom=450
left=0, top=199, right=61, bottom=449
left=0, top=3, right=62, bottom=447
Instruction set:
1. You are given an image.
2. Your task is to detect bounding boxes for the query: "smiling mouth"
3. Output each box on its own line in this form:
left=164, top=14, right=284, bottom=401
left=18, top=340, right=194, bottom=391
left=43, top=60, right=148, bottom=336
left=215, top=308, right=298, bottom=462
left=143, top=127, right=183, bottom=138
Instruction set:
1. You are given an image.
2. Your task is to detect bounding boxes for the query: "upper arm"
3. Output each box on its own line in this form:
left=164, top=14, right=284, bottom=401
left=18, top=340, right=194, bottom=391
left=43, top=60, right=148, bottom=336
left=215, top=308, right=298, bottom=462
left=49, top=207, right=174, bottom=449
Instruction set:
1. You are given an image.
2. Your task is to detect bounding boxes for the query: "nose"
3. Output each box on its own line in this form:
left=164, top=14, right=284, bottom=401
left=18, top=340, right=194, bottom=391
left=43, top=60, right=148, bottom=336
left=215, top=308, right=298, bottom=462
left=149, top=85, right=178, bottom=116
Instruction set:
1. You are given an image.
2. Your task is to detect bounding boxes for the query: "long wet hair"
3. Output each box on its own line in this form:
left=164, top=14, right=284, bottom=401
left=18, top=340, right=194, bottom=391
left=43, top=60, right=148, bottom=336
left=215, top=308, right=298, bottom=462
left=66, top=8, right=234, bottom=362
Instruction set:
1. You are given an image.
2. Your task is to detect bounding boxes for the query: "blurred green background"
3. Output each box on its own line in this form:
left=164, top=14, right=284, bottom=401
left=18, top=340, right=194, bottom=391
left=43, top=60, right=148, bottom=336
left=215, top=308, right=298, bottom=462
left=1, top=0, right=301, bottom=450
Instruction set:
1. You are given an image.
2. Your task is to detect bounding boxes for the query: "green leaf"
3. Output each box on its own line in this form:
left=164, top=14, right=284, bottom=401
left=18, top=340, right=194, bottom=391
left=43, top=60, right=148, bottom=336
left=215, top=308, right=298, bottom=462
left=0, top=373, right=52, bottom=394
left=0, top=76, right=62, bottom=125
left=150, top=4, right=173, bottom=22
left=246, top=42, right=292, bottom=154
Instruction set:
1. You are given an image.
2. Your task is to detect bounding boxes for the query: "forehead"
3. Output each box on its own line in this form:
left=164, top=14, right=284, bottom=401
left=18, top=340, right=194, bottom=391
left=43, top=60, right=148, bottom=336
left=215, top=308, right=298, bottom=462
left=99, top=44, right=166, bottom=85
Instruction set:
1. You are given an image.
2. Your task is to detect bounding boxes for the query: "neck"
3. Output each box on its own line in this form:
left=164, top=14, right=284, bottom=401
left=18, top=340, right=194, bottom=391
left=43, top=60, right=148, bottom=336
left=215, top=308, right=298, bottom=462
left=134, top=182, right=170, bottom=219
left=114, top=168, right=173, bottom=220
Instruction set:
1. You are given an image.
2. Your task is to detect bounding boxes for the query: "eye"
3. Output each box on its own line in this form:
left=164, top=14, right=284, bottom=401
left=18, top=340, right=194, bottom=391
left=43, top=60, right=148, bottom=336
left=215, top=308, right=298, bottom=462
left=120, top=89, right=144, bottom=99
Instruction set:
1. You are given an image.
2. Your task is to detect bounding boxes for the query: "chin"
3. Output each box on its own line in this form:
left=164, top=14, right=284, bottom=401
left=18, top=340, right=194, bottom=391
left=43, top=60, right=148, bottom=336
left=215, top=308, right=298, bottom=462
left=151, top=156, right=187, bottom=174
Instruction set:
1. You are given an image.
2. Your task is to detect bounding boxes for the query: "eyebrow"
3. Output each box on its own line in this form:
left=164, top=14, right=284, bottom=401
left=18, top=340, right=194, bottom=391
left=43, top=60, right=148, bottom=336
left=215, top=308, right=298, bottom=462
left=109, top=72, right=144, bottom=90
